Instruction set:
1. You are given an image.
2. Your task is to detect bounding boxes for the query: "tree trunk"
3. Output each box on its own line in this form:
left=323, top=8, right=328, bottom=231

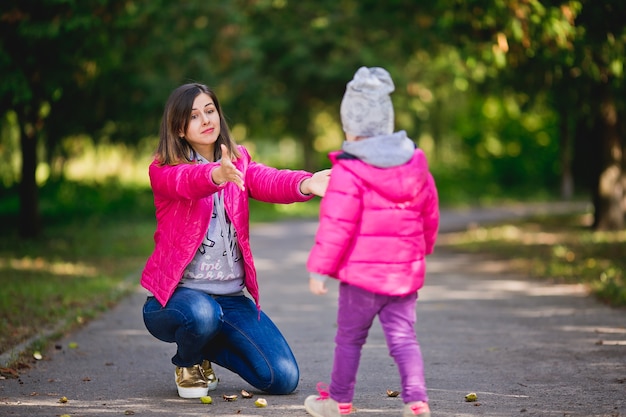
left=559, top=105, right=574, bottom=199
left=291, top=96, right=317, bottom=172
left=593, top=95, right=624, bottom=231
left=17, top=108, right=42, bottom=238
left=431, top=97, right=443, bottom=161
left=622, top=136, right=626, bottom=217
left=302, top=130, right=315, bottom=173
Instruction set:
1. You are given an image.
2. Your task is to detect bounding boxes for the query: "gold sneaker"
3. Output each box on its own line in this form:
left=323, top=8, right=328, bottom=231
left=201, top=360, right=218, bottom=391
left=175, top=363, right=209, bottom=398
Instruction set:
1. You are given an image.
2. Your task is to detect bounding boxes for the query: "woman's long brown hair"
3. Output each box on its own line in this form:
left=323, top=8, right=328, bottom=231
left=155, top=83, right=241, bottom=166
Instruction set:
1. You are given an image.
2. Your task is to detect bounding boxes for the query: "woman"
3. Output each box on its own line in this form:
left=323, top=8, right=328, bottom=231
left=141, top=82, right=329, bottom=398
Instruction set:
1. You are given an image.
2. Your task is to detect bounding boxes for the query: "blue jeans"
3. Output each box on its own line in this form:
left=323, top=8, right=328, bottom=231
left=330, top=283, right=428, bottom=404
left=143, top=287, right=299, bottom=394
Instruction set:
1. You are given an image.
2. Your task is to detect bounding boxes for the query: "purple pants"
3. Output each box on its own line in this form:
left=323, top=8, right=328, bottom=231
left=329, top=283, right=428, bottom=404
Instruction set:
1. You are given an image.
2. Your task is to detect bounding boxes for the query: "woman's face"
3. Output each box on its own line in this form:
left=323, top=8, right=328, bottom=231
left=182, top=92, right=221, bottom=159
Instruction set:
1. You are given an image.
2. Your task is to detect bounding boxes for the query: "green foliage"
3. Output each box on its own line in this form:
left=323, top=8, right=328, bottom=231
left=2, top=0, right=626, bottom=235
left=453, top=89, right=561, bottom=189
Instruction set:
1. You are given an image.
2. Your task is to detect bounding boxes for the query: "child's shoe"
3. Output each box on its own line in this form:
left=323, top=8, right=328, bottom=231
left=403, top=401, right=431, bottom=417
left=304, top=382, right=352, bottom=416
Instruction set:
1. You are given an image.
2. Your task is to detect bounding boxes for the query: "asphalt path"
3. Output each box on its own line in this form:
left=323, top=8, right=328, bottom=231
left=1, top=201, right=624, bottom=417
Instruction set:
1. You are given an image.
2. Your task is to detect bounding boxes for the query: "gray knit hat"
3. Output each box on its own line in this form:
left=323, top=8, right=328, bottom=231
left=340, top=66, right=395, bottom=137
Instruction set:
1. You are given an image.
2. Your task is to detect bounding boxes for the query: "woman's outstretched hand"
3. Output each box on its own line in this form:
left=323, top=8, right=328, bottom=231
left=300, top=169, right=331, bottom=197
left=211, top=144, right=245, bottom=191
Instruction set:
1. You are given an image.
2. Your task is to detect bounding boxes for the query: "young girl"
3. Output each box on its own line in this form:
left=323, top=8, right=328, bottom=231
left=141, top=82, right=329, bottom=399
left=304, top=67, right=439, bottom=417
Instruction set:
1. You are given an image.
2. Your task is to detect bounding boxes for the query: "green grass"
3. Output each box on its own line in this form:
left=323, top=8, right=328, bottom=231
left=0, top=182, right=153, bottom=362
left=0, top=181, right=319, bottom=367
left=437, top=212, right=626, bottom=308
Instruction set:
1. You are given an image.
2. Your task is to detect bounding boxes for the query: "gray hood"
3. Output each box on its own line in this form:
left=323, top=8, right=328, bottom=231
left=341, top=131, right=415, bottom=168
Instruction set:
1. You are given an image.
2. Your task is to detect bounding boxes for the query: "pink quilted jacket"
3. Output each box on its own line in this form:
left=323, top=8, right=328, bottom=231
left=141, top=146, right=313, bottom=307
left=307, top=149, right=439, bottom=296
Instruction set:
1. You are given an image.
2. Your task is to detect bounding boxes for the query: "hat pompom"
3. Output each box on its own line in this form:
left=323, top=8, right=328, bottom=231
left=349, top=67, right=395, bottom=96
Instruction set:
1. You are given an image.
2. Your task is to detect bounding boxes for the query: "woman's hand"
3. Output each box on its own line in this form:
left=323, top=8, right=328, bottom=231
left=309, top=276, right=328, bottom=295
left=300, top=169, right=331, bottom=197
left=211, top=144, right=245, bottom=191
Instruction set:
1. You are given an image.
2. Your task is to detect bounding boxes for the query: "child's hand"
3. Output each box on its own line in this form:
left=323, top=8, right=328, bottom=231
left=300, top=169, right=331, bottom=197
left=212, top=144, right=245, bottom=191
left=309, top=277, right=328, bottom=295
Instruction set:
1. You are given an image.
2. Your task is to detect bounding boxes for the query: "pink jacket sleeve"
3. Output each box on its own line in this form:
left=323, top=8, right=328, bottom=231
left=149, top=161, right=223, bottom=201
left=421, top=173, right=439, bottom=255
left=307, top=165, right=361, bottom=276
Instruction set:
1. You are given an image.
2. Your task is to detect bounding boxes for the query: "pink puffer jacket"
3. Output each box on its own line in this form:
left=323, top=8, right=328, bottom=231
left=141, top=146, right=313, bottom=307
left=307, top=149, right=439, bottom=296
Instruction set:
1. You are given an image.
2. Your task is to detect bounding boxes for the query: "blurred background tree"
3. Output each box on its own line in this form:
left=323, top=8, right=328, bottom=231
left=432, top=0, right=626, bottom=229
left=1, top=0, right=624, bottom=238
